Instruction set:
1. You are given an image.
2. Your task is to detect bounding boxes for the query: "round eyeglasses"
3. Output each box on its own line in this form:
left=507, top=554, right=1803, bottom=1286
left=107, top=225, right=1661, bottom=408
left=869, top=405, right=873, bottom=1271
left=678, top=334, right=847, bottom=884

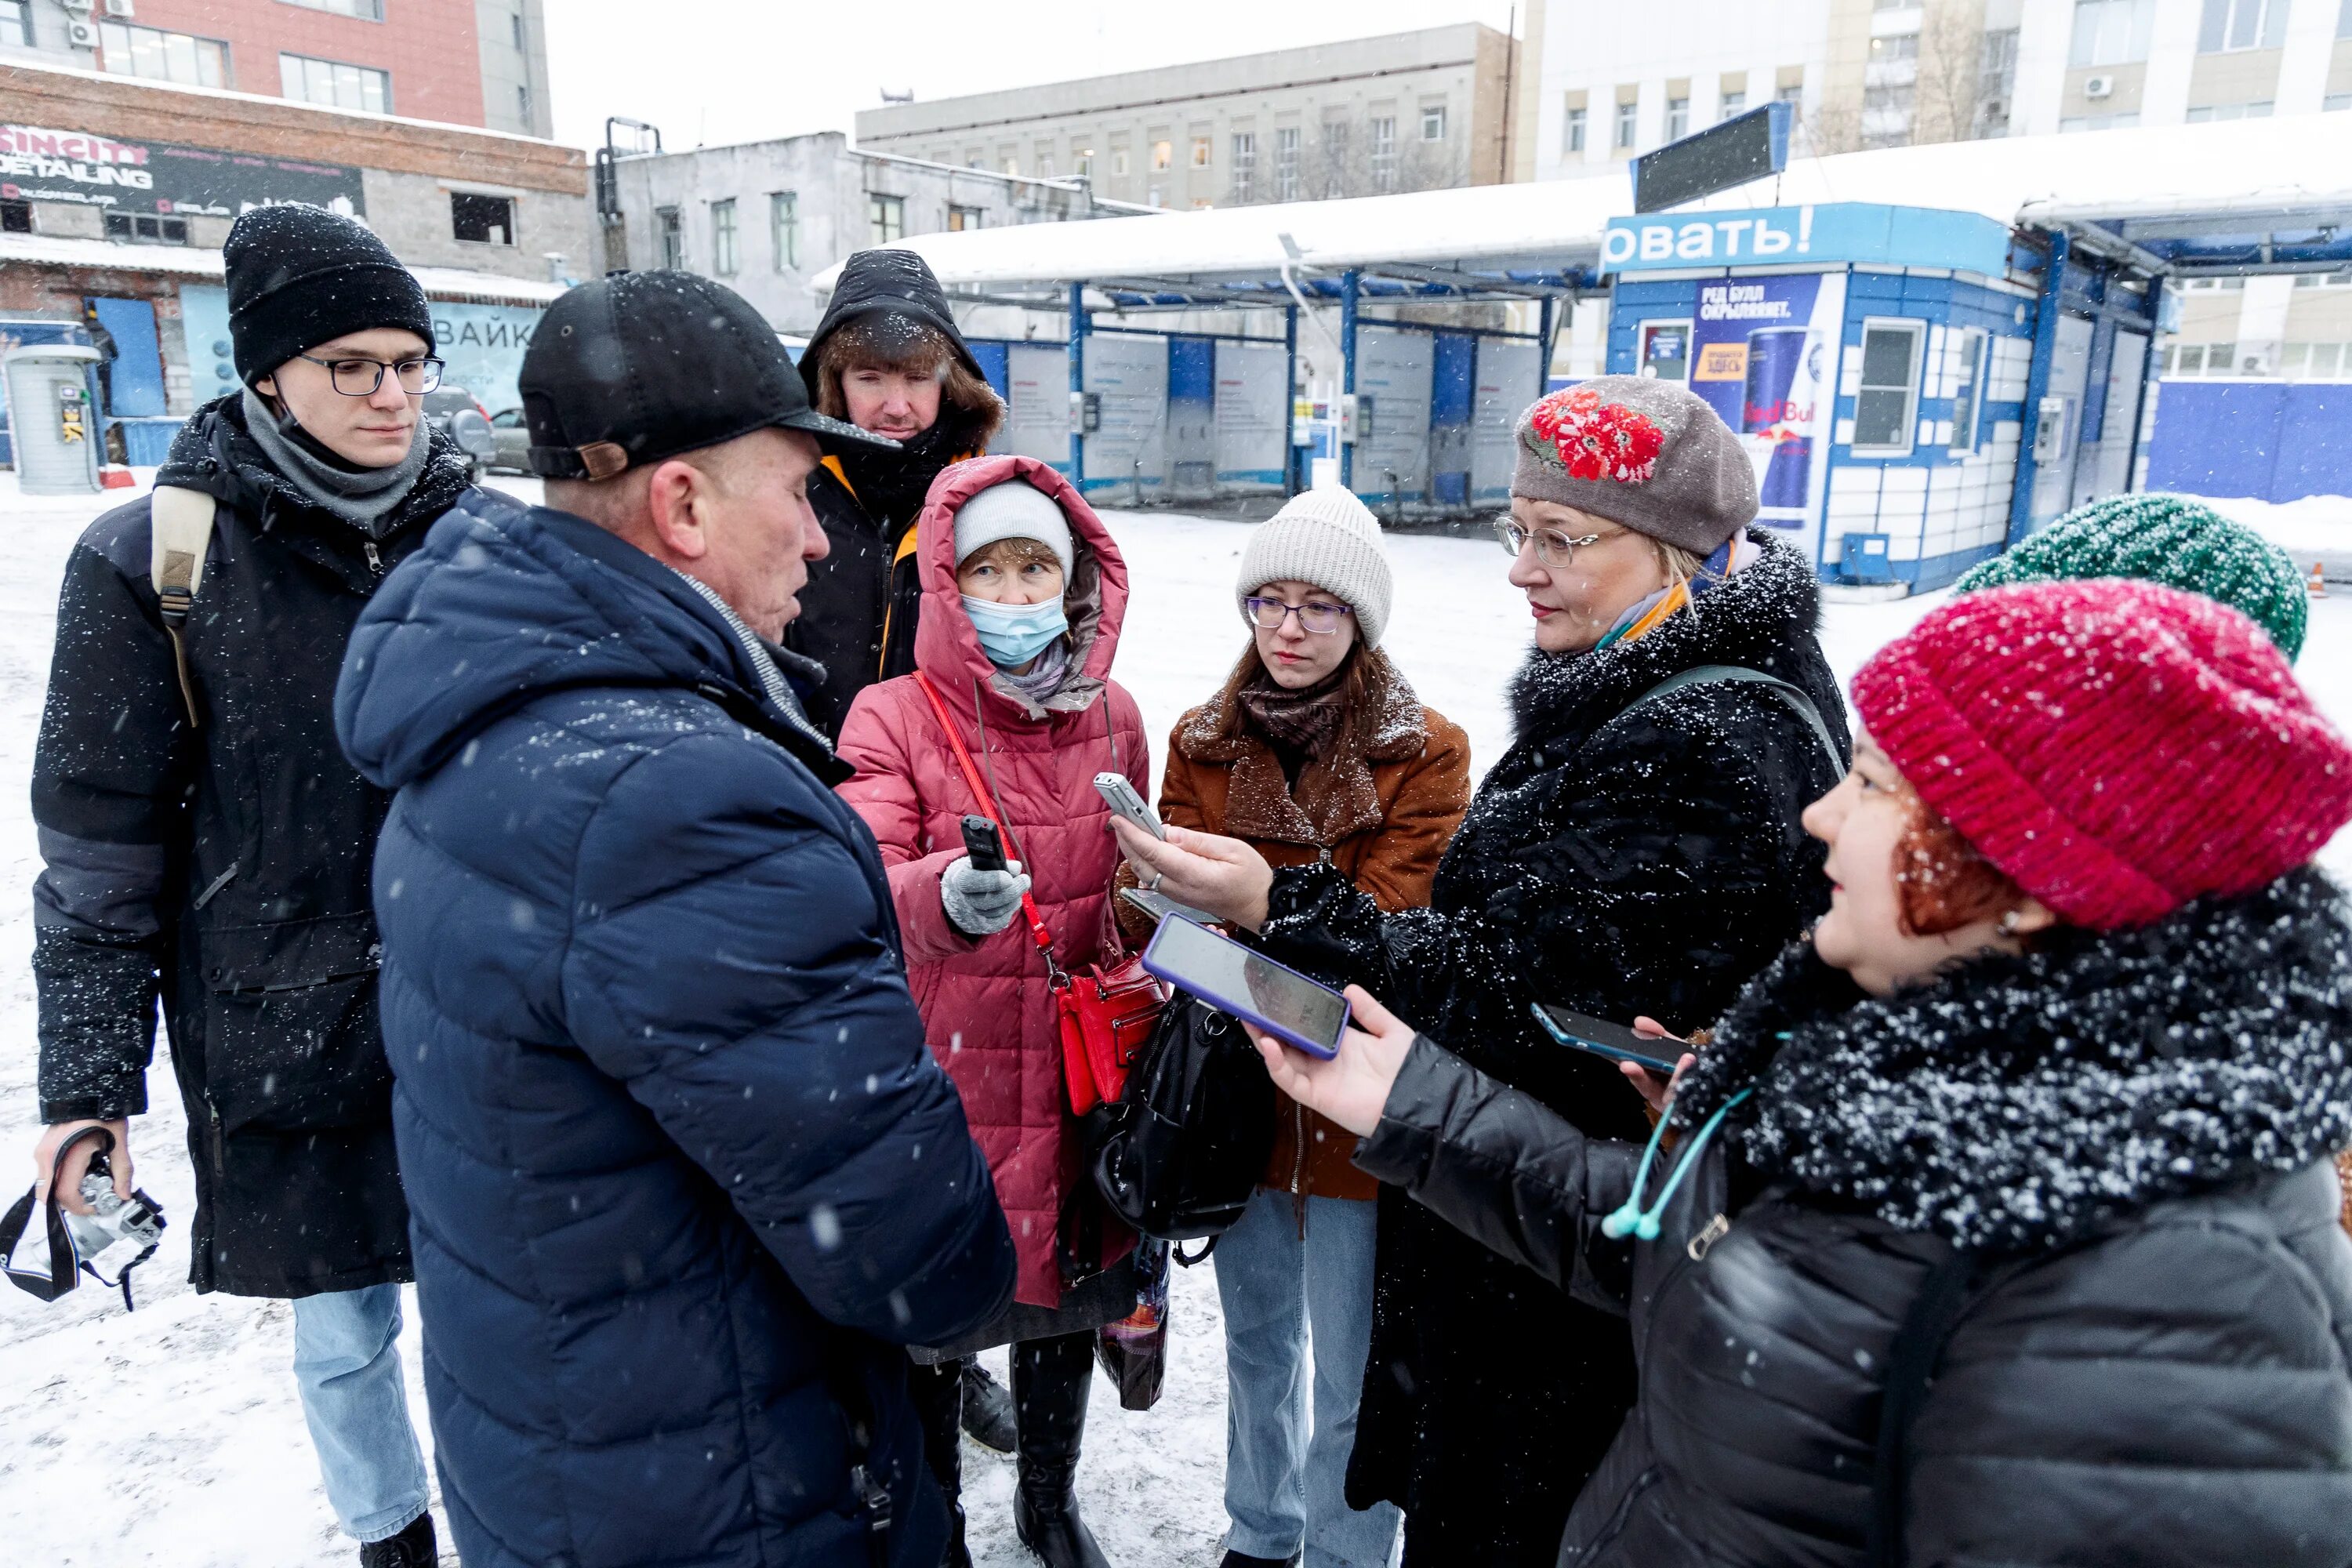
left=1245, top=596, right=1354, bottom=635
left=294, top=354, right=446, bottom=397
left=1495, top=518, right=1602, bottom=569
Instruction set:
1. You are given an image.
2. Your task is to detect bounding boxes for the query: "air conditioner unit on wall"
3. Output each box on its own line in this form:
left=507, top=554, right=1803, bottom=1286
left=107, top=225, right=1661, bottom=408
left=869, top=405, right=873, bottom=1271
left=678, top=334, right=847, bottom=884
left=103, top=0, right=136, bottom=16
left=64, top=17, right=100, bottom=47
left=2084, top=74, right=2115, bottom=100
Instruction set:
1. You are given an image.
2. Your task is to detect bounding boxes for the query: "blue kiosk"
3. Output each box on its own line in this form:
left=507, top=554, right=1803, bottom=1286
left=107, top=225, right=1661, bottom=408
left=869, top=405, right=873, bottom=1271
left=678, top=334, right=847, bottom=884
left=1601, top=200, right=2164, bottom=592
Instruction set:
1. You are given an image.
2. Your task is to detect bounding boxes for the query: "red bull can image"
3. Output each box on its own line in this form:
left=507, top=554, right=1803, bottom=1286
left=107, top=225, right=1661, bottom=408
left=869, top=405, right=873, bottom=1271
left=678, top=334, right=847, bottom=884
left=1741, top=325, right=1820, bottom=521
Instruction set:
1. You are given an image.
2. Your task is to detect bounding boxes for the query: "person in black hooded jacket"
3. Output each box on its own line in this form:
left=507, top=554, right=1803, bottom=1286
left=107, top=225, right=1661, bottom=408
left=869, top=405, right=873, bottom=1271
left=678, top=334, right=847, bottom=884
left=1117, top=379, right=1850, bottom=1566
left=787, top=248, right=1005, bottom=737
left=25, top=207, right=474, bottom=1567
left=1249, top=578, right=2352, bottom=1568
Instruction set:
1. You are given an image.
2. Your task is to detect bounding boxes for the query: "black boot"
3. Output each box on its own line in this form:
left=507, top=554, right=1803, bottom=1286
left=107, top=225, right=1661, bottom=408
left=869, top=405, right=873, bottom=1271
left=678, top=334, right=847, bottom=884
left=908, top=1358, right=971, bottom=1568
left=1011, top=1330, right=1112, bottom=1568
left=358, top=1512, right=437, bottom=1568
left=961, top=1359, right=1018, bottom=1453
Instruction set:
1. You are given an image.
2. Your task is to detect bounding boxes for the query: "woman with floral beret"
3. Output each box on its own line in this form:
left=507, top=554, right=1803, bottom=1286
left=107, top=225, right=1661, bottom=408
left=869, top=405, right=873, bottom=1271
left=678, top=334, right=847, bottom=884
left=1116, top=377, right=1851, bottom=1565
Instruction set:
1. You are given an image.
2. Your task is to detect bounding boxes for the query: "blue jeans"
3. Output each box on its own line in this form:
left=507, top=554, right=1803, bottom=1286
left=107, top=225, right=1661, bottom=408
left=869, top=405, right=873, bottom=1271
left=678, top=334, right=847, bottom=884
left=291, top=1283, right=431, bottom=1544
left=1217, top=1188, right=1402, bottom=1568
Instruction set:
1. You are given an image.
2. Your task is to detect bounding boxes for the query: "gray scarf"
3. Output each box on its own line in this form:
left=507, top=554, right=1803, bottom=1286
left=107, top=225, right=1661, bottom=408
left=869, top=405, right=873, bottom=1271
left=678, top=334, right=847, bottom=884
left=1000, top=637, right=1072, bottom=707
left=241, top=387, right=430, bottom=537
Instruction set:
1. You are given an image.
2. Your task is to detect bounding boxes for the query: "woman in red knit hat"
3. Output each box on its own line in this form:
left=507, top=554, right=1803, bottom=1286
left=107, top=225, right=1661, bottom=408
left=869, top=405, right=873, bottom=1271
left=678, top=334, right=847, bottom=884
left=1250, top=578, right=2352, bottom=1568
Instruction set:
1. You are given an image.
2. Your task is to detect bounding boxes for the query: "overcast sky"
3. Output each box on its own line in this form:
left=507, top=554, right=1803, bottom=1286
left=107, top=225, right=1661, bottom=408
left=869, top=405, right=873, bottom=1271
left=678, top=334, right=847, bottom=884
left=542, top=0, right=1520, bottom=154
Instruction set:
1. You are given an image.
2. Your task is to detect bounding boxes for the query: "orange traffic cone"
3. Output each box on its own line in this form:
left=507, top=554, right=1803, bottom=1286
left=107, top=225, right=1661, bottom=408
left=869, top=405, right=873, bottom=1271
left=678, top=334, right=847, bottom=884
left=2311, top=562, right=2329, bottom=598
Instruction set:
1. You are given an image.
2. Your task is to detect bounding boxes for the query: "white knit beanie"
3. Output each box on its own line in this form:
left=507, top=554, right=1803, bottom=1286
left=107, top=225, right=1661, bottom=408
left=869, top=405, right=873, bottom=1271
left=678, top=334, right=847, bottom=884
left=953, top=478, right=1076, bottom=579
left=1235, top=485, right=1393, bottom=647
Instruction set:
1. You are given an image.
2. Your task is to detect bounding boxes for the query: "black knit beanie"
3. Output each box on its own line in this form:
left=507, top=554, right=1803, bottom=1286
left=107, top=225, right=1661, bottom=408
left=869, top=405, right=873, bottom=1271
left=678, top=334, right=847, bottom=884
left=224, top=205, right=435, bottom=387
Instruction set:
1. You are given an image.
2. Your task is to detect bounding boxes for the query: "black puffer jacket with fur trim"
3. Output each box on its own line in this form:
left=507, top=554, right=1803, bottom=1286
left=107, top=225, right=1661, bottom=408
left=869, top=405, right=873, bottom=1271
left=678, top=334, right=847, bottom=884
left=1356, top=867, right=2352, bottom=1568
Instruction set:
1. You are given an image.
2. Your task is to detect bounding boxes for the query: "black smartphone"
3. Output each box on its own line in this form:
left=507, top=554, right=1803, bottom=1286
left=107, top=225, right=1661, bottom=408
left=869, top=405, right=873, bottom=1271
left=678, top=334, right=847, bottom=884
left=1531, top=1004, right=1680, bottom=1076
left=960, top=814, right=1006, bottom=873
left=1141, top=916, right=1350, bottom=1058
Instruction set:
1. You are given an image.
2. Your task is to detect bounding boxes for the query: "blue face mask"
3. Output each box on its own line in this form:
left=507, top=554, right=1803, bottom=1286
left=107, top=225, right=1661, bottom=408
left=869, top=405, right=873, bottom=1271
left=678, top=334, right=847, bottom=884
left=963, top=594, right=1069, bottom=667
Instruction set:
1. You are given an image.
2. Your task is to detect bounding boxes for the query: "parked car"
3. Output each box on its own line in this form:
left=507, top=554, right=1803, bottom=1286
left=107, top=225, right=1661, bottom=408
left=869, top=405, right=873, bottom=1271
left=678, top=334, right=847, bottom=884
left=424, top=387, right=499, bottom=481
left=487, top=408, right=533, bottom=475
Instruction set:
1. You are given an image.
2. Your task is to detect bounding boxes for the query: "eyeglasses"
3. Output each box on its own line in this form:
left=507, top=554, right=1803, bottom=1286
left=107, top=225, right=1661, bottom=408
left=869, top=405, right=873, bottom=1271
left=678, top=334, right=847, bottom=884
left=1495, top=519, right=1603, bottom=569
left=294, top=354, right=445, bottom=397
left=1245, top=596, right=1353, bottom=635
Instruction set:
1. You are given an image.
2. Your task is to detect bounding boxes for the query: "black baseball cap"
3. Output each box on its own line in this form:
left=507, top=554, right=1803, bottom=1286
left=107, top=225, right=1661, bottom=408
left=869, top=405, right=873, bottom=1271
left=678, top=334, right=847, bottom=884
left=521, top=270, right=896, bottom=481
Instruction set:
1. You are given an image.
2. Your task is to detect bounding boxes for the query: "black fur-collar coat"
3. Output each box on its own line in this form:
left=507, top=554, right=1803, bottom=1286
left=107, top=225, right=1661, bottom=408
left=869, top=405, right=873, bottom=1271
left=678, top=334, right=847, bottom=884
left=1259, top=532, right=1851, bottom=1564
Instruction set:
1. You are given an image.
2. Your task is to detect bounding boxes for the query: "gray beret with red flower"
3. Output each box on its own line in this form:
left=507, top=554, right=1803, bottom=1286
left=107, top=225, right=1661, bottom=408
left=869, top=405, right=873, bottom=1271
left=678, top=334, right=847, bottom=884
left=1512, top=375, right=1757, bottom=554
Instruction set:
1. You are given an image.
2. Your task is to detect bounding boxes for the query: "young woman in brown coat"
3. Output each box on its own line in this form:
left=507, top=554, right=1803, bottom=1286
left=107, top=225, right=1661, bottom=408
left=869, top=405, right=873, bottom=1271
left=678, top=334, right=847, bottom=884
left=1116, top=488, right=1469, bottom=1568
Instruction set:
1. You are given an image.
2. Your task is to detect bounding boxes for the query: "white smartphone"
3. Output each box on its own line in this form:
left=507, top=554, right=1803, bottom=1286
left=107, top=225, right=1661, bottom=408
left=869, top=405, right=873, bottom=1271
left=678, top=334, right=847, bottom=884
left=1094, top=771, right=1165, bottom=840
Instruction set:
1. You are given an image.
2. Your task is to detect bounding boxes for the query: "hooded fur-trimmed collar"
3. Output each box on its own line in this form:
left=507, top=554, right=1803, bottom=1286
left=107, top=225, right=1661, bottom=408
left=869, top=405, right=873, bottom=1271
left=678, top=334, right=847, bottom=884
left=1174, top=648, right=1428, bottom=846
left=1506, top=528, right=1822, bottom=747
left=1674, top=868, right=2352, bottom=1254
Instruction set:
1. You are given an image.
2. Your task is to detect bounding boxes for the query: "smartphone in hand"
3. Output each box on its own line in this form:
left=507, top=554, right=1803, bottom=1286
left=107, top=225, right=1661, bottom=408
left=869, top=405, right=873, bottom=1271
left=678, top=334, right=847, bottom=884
left=1530, top=1004, right=1680, bottom=1076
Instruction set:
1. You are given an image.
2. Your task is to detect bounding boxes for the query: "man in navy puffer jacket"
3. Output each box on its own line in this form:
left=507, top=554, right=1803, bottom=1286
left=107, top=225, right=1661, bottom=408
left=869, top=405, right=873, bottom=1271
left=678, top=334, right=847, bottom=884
left=334, top=271, right=1016, bottom=1568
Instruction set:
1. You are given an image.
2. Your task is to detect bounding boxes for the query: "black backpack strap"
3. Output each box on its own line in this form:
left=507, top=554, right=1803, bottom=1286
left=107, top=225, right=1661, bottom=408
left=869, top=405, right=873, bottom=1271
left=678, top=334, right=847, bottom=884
left=1628, top=664, right=1847, bottom=779
left=1867, top=1247, right=1982, bottom=1568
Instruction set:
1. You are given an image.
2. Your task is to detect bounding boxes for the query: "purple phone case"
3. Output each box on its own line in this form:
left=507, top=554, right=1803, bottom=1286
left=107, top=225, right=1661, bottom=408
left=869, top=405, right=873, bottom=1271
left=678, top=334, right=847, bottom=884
left=1139, top=919, right=1350, bottom=1060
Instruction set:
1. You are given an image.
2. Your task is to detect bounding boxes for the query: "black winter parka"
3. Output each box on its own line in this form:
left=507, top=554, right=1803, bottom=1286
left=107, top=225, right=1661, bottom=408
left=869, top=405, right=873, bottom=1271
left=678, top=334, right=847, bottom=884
left=1356, top=869, right=2352, bottom=1568
left=1259, top=533, right=1849, bottom=1564
left=31, top=395, right=474, bottom=1298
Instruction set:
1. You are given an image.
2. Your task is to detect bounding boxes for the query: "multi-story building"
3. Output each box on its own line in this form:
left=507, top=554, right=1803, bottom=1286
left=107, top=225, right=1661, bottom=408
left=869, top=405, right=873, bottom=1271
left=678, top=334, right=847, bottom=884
left=0, top=57, right=589, bottom=462
left=0, top=0, right=551, bottom=136
left=854, top=24, right=1520, bottom=210
left=1526, top=0, right=2352, bottom=377
left=601, top=132, right=1149, bottom=336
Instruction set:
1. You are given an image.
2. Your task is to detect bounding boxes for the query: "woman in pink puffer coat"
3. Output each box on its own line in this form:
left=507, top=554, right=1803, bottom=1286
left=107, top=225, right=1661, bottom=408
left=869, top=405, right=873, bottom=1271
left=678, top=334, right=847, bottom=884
left=837, top=453, right=1149, bottom=1568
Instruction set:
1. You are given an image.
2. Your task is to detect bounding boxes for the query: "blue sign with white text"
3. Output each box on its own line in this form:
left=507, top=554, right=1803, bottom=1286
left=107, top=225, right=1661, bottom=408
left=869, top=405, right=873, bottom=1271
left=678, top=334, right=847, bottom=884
left=1602, top=202, right=2013, bottom=279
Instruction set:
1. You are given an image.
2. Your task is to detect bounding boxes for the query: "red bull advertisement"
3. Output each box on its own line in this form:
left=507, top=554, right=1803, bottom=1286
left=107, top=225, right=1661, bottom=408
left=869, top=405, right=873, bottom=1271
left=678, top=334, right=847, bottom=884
left=1686, top=274, right=1845, bottom=558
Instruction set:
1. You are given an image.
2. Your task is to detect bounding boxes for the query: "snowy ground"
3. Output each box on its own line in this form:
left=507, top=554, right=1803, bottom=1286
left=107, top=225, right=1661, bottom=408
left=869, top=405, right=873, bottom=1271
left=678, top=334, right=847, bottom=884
left=1, top=473, right=2347, bottom=1566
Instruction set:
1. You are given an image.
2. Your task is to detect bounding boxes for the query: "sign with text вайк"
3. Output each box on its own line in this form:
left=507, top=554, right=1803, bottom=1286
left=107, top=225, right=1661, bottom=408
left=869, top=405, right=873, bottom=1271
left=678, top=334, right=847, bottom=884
left=1601, top=203, right=2013, bottom=279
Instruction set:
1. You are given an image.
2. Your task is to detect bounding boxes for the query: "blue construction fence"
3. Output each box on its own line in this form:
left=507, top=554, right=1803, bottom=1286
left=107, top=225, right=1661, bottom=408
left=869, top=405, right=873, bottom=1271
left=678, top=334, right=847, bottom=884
left=2143, top=379, right=2352, bottom=502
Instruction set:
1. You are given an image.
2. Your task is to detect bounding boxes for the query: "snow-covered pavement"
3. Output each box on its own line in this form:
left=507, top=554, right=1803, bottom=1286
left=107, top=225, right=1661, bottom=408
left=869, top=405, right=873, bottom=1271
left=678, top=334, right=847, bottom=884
left=2, top=474, right=2347, bottom=1566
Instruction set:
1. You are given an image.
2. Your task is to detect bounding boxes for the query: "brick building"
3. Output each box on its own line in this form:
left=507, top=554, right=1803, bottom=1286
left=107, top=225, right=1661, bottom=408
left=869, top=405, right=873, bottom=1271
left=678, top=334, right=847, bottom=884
left=0, top=58, right=589, bottom=462
left=0, top=0, right=551, bottom=137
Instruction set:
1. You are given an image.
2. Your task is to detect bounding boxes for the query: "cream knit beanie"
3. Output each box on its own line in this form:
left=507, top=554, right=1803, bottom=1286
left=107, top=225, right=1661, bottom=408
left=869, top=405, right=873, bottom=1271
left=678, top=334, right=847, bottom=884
left=1235, top=485, right=1393, bottom=648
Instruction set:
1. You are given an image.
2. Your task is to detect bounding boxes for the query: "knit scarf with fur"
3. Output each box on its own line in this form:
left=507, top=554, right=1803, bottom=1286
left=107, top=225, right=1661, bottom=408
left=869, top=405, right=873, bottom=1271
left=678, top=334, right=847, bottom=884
left=1671, top=867, right=2352, bottom=1254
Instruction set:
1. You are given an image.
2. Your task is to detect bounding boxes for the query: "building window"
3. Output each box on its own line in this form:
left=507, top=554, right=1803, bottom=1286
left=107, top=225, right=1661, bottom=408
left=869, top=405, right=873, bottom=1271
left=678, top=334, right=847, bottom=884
left=1720, top=91, right=1747, bottom=119
left=2198, top=0, right=2288, bottom=51
left=1152, top=140, right=1172, bottom=170
left=1853, top=319, right=1925, bottom=454
left=1777, top=82, right=1804, bottom=107
left=2329, top=92, right=2352, bottom=110
left=1614, top=98, right=1639, bottom=149
left=1949, top=329, right=1987, bottom=452
left=710, top=198, right=737, bottom=274
left=2185, top=100, right=2274, bottom=119
left=104, top=212, right=191, bottom=245
left=2070, top=0, right=2157, bottom=65
left=1110, top=147, right=1129, bottom=176
left=1073, top=145, right=1093, bottom=180
left=1664, top=96, right=1690, bottom=140
left=1319, top=117, right=1349, bottom=197
left=1976, top=28, right=2020, bottom=137
left=2342, top=0, right=2352, bottom=35
left=1421, top=104, right=1447, bottom=141
left=100, top=23, right=230, bottom=89
left=1231, top=132, right=1256, bottom=201
left=1563, top=104, right=1587, bottom=152
left=517, top=83, right=532, bottom=124
left=1869, top=32, right=1920, bottom=64
left=280, top=0, right=384, bottom=17
left=0, top=198, right=29, bottom=233
left=1369, top=116, right=1396, bottom=190
left=1275, top=125, right=1301, bottom=201
left=869, top=194, right=904, bottom=244
left=0, top=1, right=30, bottom=48
left=946, top=204, right=984, bottom=231
left=512, top=10, right=526, bottom=46
left=281, top=53, right=391, bottom=114
left=1191, top=136, right=1212, bottom=168
left=2293, top=269, right=2352, bottom=286
left=771, top=191, right=798, bottom=270
left=657, top=206, right=683, bottom=268
left=452, top=191, right=515, bottom=246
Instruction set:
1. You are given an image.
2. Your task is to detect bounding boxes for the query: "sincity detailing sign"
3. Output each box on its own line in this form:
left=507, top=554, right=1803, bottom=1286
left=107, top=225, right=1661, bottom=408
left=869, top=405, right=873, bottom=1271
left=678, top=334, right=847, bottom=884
left=1601, top=202, right=2013, bottom=278
left=0, top=123, right=365, bottom=220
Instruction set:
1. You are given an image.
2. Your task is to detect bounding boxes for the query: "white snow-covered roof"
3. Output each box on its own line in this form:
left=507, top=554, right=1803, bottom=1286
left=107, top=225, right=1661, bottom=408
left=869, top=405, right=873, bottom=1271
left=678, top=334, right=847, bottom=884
left=818, top=113, right=2352, bottom=292
left=0, top=232, right=569, bottom=304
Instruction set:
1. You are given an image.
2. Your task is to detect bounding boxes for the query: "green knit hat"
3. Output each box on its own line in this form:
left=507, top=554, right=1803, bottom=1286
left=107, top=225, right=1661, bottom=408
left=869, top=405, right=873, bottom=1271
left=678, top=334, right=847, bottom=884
left=1953, top=493, right=2307, bottom=662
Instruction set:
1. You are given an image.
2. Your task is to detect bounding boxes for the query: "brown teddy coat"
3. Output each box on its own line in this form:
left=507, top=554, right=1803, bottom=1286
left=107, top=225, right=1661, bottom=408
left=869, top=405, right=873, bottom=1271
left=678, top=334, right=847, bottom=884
left=1116, top=656, right=1471, bottom=1203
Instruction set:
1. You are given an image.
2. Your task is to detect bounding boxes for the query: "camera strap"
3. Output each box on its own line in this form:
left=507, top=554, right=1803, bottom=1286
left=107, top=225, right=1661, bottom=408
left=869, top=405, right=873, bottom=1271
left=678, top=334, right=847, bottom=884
left=0, top=1127, right=165, bottom=1310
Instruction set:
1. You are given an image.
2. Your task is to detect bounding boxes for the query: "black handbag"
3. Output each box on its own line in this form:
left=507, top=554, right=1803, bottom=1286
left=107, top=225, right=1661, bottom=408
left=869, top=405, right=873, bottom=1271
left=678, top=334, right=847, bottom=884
left=1088, top=993, right=1277, bottom=1258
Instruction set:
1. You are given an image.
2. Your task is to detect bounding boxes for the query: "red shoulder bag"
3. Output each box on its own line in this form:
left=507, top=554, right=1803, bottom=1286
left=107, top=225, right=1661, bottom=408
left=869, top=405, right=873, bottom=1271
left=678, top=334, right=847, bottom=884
left=913, top=672, right=1164, bottom=1116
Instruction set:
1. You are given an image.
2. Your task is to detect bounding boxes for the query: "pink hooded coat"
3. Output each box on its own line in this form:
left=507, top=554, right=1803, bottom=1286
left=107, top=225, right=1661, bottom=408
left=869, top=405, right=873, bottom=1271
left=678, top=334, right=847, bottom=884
left=837, top=455, right=1149, bottom=1308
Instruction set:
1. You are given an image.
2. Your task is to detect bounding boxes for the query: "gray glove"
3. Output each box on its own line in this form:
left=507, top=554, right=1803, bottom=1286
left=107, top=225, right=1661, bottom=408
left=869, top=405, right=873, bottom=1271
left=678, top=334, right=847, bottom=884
left=941, top=855, right=1031, bottom=937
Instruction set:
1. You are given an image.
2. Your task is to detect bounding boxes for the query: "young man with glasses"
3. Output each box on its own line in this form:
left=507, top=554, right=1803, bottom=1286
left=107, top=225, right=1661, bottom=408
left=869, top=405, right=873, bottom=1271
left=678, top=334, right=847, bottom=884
left=25, top=205, right=474, bottom=1567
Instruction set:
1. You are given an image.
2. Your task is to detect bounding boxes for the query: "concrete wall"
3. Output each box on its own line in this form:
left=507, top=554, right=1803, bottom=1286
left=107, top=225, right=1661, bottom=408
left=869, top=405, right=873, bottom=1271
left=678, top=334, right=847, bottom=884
left=476, top=0, right=554, bottom=138
left=855, top=24, right=1513, bottom=207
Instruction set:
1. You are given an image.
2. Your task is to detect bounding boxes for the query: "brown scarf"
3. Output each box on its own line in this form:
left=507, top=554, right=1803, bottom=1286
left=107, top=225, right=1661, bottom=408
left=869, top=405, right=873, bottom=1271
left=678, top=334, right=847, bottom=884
left=1236, top=666, right=1351, bottom=760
